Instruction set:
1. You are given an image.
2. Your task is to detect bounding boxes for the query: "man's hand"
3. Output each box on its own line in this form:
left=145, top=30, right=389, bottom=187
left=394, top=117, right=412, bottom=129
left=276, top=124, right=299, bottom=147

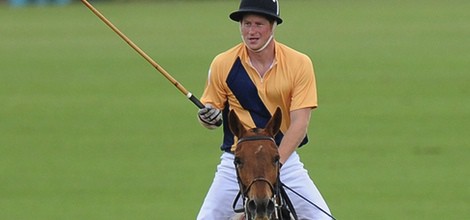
left=198, top=104, right=222, bottom=129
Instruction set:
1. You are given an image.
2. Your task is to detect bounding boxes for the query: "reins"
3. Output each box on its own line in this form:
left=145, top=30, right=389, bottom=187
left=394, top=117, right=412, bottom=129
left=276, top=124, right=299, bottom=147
left=281, top=183, right=337, bottom=220
left=232, top=135, right=337, bottom=220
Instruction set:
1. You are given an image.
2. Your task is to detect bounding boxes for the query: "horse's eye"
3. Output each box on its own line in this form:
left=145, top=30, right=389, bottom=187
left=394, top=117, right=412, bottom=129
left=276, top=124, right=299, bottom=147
left=274, top=155, right=280, bottom=164
left=234, top=157, right=242, bottom=166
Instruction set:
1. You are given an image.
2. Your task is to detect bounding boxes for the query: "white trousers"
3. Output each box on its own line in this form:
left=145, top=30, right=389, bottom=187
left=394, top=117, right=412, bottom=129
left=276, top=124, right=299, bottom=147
left=197, top=152, right=332, bottom=220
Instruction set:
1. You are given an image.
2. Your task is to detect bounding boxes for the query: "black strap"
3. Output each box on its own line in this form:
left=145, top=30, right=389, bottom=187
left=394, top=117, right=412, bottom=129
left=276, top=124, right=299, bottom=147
left=282, top=182, right=337, bottom=220
left=280, top=182, right=298, bottom=220
left=237, top=135, right=275, bottom=144
left=232, top=191, right=245, bottom=213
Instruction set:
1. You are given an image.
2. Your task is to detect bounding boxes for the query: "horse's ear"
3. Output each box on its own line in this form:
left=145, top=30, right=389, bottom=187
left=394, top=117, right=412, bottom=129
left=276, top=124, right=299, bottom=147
left=228, top=109, right=245, bottom=138
left=265, top=107, right=282, bottom=136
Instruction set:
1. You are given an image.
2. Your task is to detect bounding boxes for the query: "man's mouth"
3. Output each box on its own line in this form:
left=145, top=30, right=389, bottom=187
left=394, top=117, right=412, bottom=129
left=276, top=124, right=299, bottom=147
left=248, top=37, right=259, bottom=43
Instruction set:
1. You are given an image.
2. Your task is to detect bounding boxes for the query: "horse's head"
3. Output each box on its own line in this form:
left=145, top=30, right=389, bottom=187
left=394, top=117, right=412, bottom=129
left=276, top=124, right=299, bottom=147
left=229, top=108, right=282, bottom=220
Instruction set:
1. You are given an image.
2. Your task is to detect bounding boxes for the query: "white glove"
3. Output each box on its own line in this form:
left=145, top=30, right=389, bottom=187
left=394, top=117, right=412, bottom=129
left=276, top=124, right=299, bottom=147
left=198, top=104, right=222, bottom=129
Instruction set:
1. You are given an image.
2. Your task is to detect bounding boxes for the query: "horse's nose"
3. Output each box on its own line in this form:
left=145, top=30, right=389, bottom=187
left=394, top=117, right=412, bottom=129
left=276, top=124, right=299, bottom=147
left=248, top=198, right=275, bottom=219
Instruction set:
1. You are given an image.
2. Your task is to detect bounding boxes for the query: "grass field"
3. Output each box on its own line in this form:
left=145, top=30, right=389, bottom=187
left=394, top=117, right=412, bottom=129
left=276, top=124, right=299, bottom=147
left=1, top=0, right=469, bottom=219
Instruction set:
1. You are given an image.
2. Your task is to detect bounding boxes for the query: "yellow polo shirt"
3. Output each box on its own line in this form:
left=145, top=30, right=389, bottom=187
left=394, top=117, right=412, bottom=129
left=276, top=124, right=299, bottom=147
left=201, top=41, right=317, bottom=152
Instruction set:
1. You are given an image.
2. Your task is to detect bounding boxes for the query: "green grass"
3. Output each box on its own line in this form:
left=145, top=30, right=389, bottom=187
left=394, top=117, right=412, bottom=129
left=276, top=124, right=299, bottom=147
left=1, top=0, right=469, bottom=219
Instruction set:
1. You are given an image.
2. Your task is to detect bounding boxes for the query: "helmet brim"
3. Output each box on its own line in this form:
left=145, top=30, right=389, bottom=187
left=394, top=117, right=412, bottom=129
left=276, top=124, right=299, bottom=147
left=230, top=9, right=283, bottom=24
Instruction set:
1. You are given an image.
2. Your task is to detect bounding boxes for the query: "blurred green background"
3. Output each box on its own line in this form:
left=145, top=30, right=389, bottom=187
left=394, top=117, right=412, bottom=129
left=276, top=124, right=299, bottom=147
left=1, top=0, right=469, bottom=219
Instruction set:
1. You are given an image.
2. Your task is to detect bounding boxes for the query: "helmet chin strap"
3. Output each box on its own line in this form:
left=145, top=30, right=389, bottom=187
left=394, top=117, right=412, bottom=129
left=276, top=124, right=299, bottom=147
left=241, top=22, right=277, bottom=53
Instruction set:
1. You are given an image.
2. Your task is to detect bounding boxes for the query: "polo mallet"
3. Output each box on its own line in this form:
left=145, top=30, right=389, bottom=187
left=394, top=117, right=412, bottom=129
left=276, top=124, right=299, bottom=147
left=81, top=0, right=205, bottom=110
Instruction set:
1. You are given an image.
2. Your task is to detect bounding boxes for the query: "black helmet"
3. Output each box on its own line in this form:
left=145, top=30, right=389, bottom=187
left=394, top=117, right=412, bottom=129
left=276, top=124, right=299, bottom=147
left=230, top=0, right=283, bottom=24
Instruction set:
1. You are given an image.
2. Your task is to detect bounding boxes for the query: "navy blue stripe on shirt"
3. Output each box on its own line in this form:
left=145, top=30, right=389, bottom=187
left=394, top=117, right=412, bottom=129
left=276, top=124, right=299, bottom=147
left=222, top=58, right=287, bottom=151
left=221, top=102, right=234, bottom=151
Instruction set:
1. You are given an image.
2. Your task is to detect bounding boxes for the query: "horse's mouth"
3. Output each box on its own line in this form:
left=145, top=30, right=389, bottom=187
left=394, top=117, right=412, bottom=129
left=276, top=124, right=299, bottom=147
left=247, top=198, right=275, bottom=220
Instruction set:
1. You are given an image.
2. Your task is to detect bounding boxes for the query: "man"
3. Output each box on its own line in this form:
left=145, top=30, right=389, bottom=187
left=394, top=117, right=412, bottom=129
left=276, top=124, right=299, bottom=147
left=197, top=0, right=332, bottom=219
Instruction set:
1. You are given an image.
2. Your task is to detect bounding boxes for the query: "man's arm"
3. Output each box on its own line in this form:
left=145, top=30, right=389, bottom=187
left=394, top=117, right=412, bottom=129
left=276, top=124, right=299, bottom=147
left=278, top=107, right=313, bottom=164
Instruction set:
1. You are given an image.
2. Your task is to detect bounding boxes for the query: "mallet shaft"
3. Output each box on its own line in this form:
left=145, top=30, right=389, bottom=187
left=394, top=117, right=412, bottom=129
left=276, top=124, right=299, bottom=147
left=81, top=0, right=204, bottom=109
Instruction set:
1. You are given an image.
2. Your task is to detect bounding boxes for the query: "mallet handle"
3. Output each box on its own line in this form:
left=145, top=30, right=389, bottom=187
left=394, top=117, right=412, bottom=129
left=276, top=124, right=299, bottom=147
left=81, top=0, right=205, bottom=109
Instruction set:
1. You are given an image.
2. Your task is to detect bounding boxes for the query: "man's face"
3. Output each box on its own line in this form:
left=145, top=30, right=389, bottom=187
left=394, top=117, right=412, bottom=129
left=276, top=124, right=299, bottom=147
left=240, top=14, right=274, bottom=51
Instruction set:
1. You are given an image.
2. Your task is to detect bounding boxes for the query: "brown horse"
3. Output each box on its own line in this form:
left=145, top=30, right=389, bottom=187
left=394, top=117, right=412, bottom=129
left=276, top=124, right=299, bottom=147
left=229, top=108, right=285, bottom=220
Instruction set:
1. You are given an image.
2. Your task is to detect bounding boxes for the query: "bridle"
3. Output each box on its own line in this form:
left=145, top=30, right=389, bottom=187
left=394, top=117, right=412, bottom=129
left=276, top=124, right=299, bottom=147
left=233, top=135, right=335, bottom=220
left=233, top=135, right=280, bottom=219
left=235, top=135, right=279, bottom=199
left=236, top=135, right=276, bottom=144
left=227, top=107, right=336, bottom=219
left=233, top=135, right=297, bottom=220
